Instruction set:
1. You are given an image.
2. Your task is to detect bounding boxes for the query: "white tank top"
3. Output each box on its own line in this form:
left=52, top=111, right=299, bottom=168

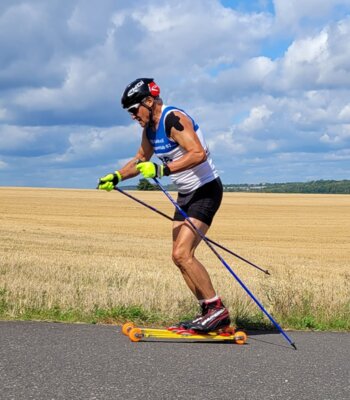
left=146, top=105, right=219, bottom=194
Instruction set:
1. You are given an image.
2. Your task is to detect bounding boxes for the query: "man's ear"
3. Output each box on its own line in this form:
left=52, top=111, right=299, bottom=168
left=144, top=96, right=154, bottom=107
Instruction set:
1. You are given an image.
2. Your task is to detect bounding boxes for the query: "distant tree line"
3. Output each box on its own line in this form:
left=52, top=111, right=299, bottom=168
left=223, top=180, right=350, bottom=194
left=136, top=178, right=159, bottom=191
left=135, top=179, right=350, bottom=193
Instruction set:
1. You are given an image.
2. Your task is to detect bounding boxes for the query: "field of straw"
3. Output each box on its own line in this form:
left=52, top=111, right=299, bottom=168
left=0, top=187, right=349, bottom=330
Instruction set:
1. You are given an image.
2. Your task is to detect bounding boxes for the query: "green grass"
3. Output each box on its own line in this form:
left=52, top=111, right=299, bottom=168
left=282, top=313, right=350, bottom=331
left=1, top=285, right=348, bottom=330
left=0, top=302, right=167, bottom=325
left=0, top=301, right=348, bottom=331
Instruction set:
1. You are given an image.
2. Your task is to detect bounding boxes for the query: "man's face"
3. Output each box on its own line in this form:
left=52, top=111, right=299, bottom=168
left=128, top=98, right=152, bottom=127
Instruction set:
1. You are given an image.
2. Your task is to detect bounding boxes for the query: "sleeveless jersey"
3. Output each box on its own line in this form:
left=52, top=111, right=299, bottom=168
left=146, top=105, right=219, bottom=194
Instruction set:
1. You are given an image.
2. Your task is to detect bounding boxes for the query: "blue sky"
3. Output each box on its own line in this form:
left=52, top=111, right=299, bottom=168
left=0, top=0, right=350, bottom=188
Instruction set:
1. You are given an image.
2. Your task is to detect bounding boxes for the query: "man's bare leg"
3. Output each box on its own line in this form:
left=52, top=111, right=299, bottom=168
left=172, top=218, right=216, bottom=300
left=171, top=218, right=231, bottom=332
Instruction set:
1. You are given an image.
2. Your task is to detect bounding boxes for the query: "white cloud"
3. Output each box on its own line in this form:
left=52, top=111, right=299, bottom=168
left=0, top=107, right=8, bottom=120
left=0, top=125, right=45, bottom=151
left=240, top=105, right=273, bottom=133
left=54, top=124, right=140, bottom=166
left=324, top=149, right=350, bottom=161
left=339, top=104, right=350, bottom=121
left=5, top=1, right=345, bottom=111
left=321, top=124, right=350, bottom=144
left=15, top=57, right=113, bottom=111
left=273, top=0, right=348, bottom=32
left=1, top=0, right=350, bottom=187
left=272, top=17, right=350, bottom=90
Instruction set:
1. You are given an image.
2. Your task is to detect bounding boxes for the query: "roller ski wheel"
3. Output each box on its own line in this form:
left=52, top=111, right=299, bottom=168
left=234, top=331, right=247, bottom=345
left=122, top=322, right=135, bottom=336
left=129, top=327, right=143, bottom=342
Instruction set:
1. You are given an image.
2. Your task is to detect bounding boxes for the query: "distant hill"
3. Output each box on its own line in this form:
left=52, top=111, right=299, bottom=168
left=121, top=179, right=350, bottom=194
left=223, top=180, right=350, bottom=194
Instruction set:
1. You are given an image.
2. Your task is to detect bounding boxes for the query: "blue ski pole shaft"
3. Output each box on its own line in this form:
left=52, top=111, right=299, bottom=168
left=153, top=178, right=296, bottom=350
left=115, top=186, right=269, bottom=275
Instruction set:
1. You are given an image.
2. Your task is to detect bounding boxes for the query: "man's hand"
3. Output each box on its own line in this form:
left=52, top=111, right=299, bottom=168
left=97, top=171, right=122, bottom=191
left=136, top=162, right=165, bottom=179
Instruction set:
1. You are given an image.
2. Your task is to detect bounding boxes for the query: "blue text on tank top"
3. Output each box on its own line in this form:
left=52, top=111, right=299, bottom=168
left=146, top=106, right=199, bottom=156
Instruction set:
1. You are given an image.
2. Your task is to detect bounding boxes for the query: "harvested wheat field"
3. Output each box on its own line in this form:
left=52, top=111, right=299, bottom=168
left=0, top=187, right=349, bottom=330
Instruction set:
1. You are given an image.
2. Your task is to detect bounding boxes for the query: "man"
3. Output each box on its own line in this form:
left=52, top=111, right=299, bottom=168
left=98, top=78, right=230, bottom=332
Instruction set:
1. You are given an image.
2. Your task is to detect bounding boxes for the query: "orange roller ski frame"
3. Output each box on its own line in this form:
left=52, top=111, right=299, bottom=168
left=122, top=322, right=247, bottom=344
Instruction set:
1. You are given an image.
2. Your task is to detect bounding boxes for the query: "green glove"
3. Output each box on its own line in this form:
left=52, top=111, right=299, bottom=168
left=136, top=162, right=165, bottom=179
left=97, top=171, right=122, bottom=191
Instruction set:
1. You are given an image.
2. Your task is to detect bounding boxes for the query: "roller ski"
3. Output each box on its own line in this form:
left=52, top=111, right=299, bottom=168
left=122, top=297, right=247, bottom=344
left=122, top=322, right=247, bottom=344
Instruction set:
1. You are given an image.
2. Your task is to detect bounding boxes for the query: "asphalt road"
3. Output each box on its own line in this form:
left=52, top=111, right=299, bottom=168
left=0, top=321, right=349, bottom=400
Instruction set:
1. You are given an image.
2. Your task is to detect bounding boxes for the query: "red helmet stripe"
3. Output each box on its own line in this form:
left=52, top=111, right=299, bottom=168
left=148, top=82, right=160, bottom=97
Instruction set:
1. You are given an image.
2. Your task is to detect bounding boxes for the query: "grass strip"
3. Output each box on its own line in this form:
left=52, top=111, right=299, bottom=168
left=0, top=303, right=349, bottom=331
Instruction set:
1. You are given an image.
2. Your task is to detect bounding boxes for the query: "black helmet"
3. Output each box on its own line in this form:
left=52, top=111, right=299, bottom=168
left=121, top=78, right=160, bottom=110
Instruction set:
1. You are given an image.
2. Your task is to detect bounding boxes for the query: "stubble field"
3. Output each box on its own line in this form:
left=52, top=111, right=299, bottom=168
left=0, top=187, right=349, bottom=330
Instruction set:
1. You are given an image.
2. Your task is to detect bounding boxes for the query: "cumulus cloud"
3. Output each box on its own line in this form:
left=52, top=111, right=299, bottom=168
left=273, top=19, right=350, bottom=91
left=273, top=0, right=349, bottom=33
left=0, top=0, right=349, bottom=187
left=54, top=124, right=141, bottom=167
left=3, top=0, right=274, bottom=126
left=0, top=124, right=70, bottom=157
left=339, top=104, right=350, bottom=121
left=0, top=159, right=8, bottom=169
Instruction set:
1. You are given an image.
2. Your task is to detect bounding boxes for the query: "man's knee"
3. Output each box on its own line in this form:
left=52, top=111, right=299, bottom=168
left=172, top=246, right=192, bottom=268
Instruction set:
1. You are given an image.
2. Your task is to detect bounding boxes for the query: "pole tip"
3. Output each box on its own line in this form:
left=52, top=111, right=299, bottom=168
left=291, top=343, right=297, bottom=350
left=265, top=270, right=271, bottom=275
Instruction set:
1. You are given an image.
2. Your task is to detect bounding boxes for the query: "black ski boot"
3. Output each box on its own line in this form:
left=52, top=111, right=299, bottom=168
left=185, top=298, right=231, bottom=333
left=168, top=302, right=209, bottom=331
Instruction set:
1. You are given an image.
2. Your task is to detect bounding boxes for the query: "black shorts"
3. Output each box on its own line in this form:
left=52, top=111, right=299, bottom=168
left=173, top=178, right=223, bottom=226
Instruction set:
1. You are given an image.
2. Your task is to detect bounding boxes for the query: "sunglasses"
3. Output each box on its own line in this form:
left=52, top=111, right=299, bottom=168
left=127, top=103, right=141, bottom=116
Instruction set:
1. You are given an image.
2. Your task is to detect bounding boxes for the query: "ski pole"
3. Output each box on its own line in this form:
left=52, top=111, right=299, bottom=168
left=153, top=177, right=297, bottom=350
left=115, top=186, right=269, bottom=275
left=115, top=187, right=173, bottom=222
